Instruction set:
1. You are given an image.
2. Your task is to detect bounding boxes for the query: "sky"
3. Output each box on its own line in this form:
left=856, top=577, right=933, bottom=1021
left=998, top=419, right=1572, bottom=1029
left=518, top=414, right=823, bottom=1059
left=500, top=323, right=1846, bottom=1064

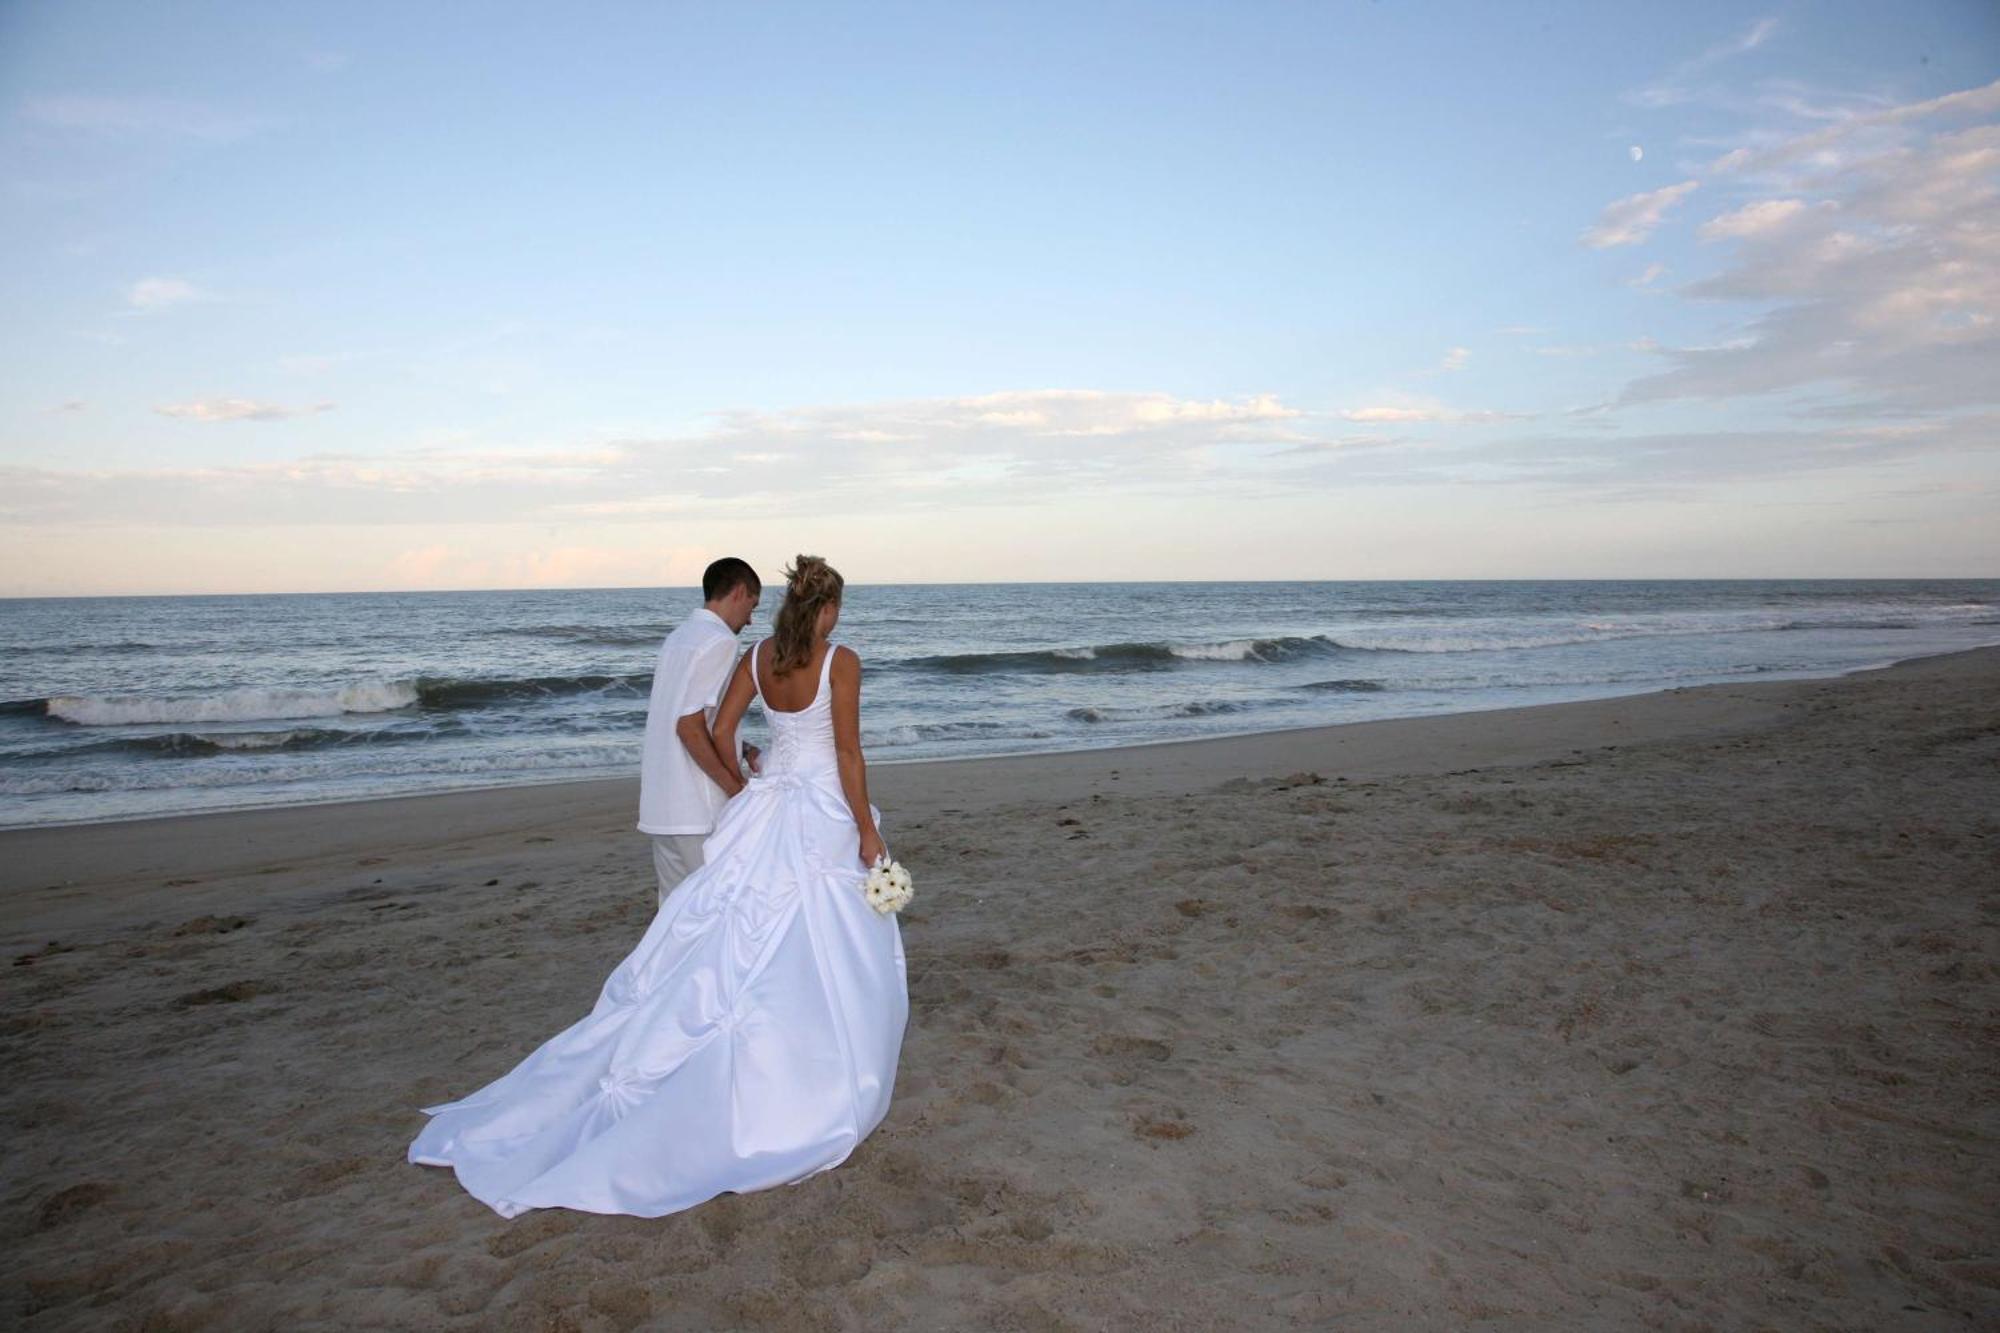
left=1, top=0, right=1996, bottom=595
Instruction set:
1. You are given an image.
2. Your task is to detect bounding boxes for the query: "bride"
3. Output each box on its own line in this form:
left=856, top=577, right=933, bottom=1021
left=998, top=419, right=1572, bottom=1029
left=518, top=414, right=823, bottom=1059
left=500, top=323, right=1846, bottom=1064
left=408, top=555, right=909, bottom=1218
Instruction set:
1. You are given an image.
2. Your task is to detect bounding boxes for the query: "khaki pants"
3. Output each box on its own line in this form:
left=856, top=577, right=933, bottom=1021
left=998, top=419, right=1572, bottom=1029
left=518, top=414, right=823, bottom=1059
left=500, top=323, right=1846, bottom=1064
left=650, top=834, right=708, bottom=908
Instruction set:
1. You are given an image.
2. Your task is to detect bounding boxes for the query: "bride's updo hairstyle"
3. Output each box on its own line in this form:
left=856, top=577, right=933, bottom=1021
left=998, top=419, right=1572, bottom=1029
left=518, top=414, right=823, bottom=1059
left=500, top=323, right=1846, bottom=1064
left=770, top=554, right=844, bottom=673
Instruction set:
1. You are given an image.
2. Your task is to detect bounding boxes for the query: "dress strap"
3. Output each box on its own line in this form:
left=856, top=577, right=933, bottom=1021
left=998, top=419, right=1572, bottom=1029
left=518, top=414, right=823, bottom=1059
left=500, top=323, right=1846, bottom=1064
left=749, top=638, right=767, bottom=700
left=816, top=640, right=838, bottom=699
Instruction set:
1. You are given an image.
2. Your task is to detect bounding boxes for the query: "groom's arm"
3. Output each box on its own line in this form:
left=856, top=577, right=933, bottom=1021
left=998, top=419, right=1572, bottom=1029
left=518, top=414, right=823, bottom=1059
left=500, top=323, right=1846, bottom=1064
left=674, top=641, right=745, bottom=797
left=709, top=651, right=758, bottom=789
left=676, top=710, right=744, bottom=797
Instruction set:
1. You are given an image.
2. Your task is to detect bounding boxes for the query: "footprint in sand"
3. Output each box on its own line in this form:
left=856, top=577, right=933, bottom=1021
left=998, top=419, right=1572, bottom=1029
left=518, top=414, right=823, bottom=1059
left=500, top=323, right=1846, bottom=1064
left=1130, top=1113, right=1196, bottom=1141
left=172, top=915, right=251, bottom=936
left=174, top=980, right=268, bottom=1006
left=35, top=1182, right=114, bottom=1231
left=1091, top=1034, right=1173, bottom=1063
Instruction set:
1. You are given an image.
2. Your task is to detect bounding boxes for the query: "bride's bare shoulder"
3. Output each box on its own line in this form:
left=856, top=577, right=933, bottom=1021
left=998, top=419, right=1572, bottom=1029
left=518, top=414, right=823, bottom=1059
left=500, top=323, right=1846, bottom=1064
left=830, top=643, right=863, bottom=674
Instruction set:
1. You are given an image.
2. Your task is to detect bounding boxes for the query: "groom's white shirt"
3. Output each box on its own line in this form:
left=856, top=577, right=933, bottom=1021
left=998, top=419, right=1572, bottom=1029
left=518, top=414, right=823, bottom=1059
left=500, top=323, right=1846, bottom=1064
left=637, top=607, right=739, bottom=836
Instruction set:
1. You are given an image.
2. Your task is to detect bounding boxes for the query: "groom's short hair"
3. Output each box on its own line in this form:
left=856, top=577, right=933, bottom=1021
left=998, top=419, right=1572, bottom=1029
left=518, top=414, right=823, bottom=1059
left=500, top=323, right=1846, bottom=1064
left=702, top=557, right=761, bottom=602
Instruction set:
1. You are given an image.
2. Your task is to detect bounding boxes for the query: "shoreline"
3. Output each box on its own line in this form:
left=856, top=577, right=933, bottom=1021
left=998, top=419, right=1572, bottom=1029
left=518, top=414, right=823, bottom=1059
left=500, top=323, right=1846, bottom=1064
left=7, top=588, right=1992, bottom=836
left=7, top=636, right=1992, bottom=840
left=4, top=642, right=1994, bottom=910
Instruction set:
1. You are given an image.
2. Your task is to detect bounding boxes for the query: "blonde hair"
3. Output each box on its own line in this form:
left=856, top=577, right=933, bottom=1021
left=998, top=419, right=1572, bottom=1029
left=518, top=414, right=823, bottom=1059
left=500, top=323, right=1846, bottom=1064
left=770, top=554, right=844, bottom=673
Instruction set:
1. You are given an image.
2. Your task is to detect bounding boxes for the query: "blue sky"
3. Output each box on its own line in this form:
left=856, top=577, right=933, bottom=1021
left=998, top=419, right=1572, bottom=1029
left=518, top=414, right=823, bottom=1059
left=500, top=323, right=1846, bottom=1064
left=2, top=0, right=1996, bottom=593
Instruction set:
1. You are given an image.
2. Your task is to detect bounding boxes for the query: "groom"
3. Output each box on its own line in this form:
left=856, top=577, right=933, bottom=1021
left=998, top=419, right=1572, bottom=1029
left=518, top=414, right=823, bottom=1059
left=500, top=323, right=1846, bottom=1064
left=638, top=557, right=762, bottom=906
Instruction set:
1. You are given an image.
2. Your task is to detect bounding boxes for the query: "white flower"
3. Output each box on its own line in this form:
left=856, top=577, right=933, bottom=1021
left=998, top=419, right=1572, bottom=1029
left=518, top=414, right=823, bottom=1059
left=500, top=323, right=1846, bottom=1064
left=860, top=857, right=916, bottom=915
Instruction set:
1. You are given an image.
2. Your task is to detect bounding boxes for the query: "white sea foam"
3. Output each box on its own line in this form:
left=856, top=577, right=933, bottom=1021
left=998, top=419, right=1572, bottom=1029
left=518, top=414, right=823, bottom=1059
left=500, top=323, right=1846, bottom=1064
left=1170, top=640, right=1266, bottom=661
left=0, top=739, right=635, bottom=797
left=869, top=721, right=1056, bottom=747
left=0, top=772, right=119, bottom=796
left=1067, top=698, right=1266, bottom=723
left=47, top=680, right=419, bottom=726
left=1327, top=604, right=1995, bottom=655
left=201, top=730, right=308, bottom=750
left=1168, top=636, right=1332, bottom=662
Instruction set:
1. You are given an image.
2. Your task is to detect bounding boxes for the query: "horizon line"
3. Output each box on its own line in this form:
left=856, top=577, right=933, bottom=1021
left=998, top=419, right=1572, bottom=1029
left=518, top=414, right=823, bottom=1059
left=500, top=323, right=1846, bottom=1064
left=5, top=573, right=1999, bottom=602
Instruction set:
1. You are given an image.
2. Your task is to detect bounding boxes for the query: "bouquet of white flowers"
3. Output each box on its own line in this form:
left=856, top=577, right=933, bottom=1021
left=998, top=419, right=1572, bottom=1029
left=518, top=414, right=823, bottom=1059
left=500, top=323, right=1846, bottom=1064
left=862, top=856, right=914, bottom=915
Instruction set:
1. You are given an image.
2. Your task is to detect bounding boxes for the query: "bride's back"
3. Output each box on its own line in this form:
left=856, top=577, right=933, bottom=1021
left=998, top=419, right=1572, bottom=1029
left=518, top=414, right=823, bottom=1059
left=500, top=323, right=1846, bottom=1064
left=752, top=636, right=842, bottom=778
left=756, top=638, right=833, bottom=714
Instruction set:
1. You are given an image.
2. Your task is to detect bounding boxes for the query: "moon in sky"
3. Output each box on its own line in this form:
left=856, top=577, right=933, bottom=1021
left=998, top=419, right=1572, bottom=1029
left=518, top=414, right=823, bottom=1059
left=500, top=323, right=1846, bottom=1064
left=1629, top=145, right=1644, bottom=162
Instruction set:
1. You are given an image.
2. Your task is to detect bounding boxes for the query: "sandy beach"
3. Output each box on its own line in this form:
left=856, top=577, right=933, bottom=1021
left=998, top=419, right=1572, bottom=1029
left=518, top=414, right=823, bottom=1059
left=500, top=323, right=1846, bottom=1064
left=4, top=647, right=1997, bottom=1329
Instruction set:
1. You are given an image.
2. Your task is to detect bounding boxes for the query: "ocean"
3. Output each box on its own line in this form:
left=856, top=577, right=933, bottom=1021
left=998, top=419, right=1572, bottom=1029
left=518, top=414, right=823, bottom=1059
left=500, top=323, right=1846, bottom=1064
left=3, top=579, right=1996, bottom=829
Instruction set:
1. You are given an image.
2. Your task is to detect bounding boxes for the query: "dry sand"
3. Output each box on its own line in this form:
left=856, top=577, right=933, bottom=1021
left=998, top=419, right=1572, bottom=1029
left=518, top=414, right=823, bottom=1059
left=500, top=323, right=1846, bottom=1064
left=4, top=648, right=1997, bottom=1329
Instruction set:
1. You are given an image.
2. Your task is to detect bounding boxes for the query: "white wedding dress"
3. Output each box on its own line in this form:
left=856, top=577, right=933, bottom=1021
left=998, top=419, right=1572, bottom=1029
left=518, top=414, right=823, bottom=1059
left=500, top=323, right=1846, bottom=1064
left=408, top=641, right=909, bottom=1218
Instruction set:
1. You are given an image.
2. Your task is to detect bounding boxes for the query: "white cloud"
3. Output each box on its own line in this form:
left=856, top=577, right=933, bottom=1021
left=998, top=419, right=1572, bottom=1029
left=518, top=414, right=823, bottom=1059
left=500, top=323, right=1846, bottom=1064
left=1629, top=17, right=1780, bottom=110
left=1427, top=411, right=2000, bottom=494
left=128, top=277, right=212, bottom=309
left=1340, top=406, right=1441, bottom=423
left=1754, top=81, right=1896, bottom=125
left=706, top=388, right=1302, bottom=449
left=7, top=389, right=1341, bottom=528
left=155, top=398, right=336, bottom=422
left=1631, top=262, right=1667, bottom=288
left=1708, top=77, right=2000, bottom=177
left=1581, top=180, right=1698, bottom=248
left=1719, top=17, right=1780, bottom=54
left=383, top=542, right=693, bottom=590
left=1338, top=394, right=1523, bottom=424
left=1622, top=85, right=2000, bottom=413
left=1440, top=347, right=1470, bottom=372
left=1698, top=198, right=1811, bottom=239
left=7, top=388, right=1994, bottom=555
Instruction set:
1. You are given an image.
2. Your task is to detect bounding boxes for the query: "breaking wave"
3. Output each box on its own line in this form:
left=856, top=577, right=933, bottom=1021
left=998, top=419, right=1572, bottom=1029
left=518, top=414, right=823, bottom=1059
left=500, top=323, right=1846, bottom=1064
left=1329, top=607, right=2000, bottom=654
left=867, top=720, right=1057, bottom=747
left=412, top=673, right=651, bottom=709
left=903, top=636, right=1345, bottom=674
left=0, top=742, right=637, bottom=798
left=47, top=681, right=423, bottom=726
left=1065, top=698, right=1270, bottom=724
left=8, top=724, right=465, bottom=762
left=39, top=673, right=653, bottom=726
